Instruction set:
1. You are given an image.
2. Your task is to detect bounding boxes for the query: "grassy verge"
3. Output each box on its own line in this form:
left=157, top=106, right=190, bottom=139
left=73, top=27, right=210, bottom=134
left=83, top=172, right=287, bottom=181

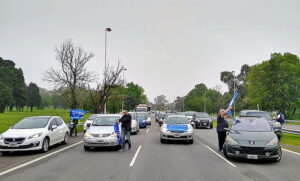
left=281, top=133, right=300, bottom=148
left=0, top=108, right=92, bottom=134
left=285, top=122, right=300, bottom=125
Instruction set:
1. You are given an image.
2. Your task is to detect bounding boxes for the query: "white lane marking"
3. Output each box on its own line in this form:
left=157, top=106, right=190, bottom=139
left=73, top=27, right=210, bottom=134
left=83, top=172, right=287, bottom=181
left=205, top=145, right=237, bottom=168
left=129, top=145, right=142, bottom=167
left=146, top=128, right=150, bottom=134
left=0, top=141, right=83, bottom=177
left=282, top=148, right=300, bottom=156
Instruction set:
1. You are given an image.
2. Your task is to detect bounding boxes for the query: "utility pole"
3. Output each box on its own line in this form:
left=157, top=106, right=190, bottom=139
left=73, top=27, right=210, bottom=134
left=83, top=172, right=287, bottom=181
left=104, top=27, right=112, bottom=114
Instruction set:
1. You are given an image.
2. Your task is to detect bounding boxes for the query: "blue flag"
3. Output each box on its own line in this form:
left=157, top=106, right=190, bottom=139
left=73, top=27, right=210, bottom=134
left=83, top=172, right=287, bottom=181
left=227, top=90, right=238, bottom=115
left=114, top=122, right=122, bottom=145
left=70, top=109, right=86, bottom=120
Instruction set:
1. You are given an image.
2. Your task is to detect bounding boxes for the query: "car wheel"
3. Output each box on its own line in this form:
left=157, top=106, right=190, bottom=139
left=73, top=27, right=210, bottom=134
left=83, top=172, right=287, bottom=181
left=210, top=124, right=213, bottom=129
left=275, top=147, right=282, bottom=162
left=1, top=151, right=10, bottom=155
left=189, top=140, right=194, bottom=144
left=62, top=132, right=69, bottom=144
left=41, top=137, right=49, bottom=153
left=160, top=138, right=165, bottom=143
left=84, top=145, right=91, bottom=151
left=223, top=145, right=228, bottom=158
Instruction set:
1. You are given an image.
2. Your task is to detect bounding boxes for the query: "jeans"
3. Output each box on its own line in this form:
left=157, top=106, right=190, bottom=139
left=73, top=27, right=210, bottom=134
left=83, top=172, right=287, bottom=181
left=217, top=131, right=227, bottom=150
left=121, top=128, right=131, bottom=150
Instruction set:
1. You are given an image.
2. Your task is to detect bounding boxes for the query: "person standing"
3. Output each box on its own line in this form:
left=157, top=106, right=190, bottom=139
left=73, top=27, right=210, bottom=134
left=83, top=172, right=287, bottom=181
left=276, top=109, right=285, bottom=137
left=116, top=110, right=132, bottom=151
left=216, top=107, right=232, bottom=152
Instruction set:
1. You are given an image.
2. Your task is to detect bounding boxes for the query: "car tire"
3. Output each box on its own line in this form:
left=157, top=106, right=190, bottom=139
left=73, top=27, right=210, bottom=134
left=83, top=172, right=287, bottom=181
left=275, top=147, right=282, bottom=162
left=84, top=145, right=91, bottom=151
left=189, top=140, right=194, bottom=144
left=223, top=145, right=228, bottom=158
left=62, top=132, right=69, bottom=144
left=1, top=151, right=10, bottom=155
left=41, top=137, right=49, bottom=153
left=210, top=124, right=213, bottom=129
left=160, top=138, right=165, bottom=143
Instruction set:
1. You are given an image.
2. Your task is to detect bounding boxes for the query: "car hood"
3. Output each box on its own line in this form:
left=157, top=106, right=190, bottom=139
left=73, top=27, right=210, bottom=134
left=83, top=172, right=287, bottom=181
left=167, top=124, right=189, bottom=132
left=88, top=126, right=114, bottom=134
left=229, top=131, right=276, bottom=146
left=2, top=128, right=45, bottom=138
left=195, top=118, right=211, bottom=121
left=138, top=118, right=146, bottom=122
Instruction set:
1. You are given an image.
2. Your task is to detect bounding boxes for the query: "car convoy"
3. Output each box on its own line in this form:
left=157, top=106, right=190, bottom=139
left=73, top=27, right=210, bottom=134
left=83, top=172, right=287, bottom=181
left=0, top=109, right=284, bottom=162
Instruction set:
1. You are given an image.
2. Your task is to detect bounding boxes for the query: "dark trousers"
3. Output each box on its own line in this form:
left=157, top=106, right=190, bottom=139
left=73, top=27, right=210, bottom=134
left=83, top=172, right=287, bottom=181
left=217, top=131, right=227, bottom=150
left=121, top=128, right=131, bottom=150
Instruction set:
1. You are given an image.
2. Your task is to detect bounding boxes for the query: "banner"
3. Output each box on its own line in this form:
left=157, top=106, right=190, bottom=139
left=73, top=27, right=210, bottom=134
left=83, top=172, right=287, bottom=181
left=70, top=109, right=86, bottom=120
left=114, top=122, right=122, bottom=145
left=227, top=90, right=238, bottom=115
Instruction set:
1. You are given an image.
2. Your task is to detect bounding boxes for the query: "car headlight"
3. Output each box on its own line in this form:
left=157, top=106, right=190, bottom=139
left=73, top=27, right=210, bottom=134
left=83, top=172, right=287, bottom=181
left=0, top=134, right=3, bottom=140
left=226, top=136, right=238, bottom=145
left=85, top=133, right=93, bottom=138
left=187, top=126, right=193, bottom=133
left=28, top=132, right=43, bottom=139
left=266, top=137, right=278, bottom=146
left=161, top=124, right=168, bottom=132
left=111, top=133, right=117, bottom=137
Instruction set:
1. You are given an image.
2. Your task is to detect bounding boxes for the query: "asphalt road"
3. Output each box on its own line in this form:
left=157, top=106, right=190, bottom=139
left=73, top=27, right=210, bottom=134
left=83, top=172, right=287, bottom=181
left=1, top=117, right=300, bottom=181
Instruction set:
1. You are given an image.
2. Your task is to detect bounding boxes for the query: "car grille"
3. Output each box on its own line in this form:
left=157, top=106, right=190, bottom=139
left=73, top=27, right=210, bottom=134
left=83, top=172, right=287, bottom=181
left=4, top=137, right=26, bottom=144
left=240, top=147, right=266, bottom=155
left=170, top=131, right=184, bottom=133
left=0, top=143, right=40, bottom=149
left=91, top=134, right=111, bottom=137
left=167, top=135, right=188, bottom=138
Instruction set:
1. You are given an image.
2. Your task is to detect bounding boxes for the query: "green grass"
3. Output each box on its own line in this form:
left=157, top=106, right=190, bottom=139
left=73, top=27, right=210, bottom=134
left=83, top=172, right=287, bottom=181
left=281, top=133, right=300, bottom=148
left=0, top=108, right=92, bottom=134
left=285, top=121, right=300, bottom=125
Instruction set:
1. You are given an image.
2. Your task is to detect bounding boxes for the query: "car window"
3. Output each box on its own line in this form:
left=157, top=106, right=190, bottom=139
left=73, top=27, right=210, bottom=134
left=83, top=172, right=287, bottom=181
left=129, top=113, right=137, bottom=120
left=55, top=118, right=64, bottom=126
left=231, top=119, right=272, bottom=132
left=88, top=114, right=99, bottom=120
left=245, top=112, right=272, bottom=120
left=13, top=117, right=50, bottom=129
left=195, top=113, right=209, bottom=118
left=48, top=119, right=57, bottom=130
left=93, top=117, right=119, bottom=126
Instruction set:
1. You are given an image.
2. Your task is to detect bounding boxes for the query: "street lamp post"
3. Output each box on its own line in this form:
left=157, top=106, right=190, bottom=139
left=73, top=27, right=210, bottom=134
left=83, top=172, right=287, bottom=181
left=104, top=27, right=111, bottom=114
left=122, top=68, right=127, bottom=112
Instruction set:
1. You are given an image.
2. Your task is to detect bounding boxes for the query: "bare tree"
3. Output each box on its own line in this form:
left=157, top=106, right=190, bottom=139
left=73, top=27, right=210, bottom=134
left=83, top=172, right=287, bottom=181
left=89, top=62, right=125, bottom=113
left=44, top=39, right=94, bottom=109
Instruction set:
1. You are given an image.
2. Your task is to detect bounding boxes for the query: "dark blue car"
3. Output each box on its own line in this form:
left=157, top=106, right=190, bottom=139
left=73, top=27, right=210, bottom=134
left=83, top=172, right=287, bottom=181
left=137, top=112, right=147, bottom=128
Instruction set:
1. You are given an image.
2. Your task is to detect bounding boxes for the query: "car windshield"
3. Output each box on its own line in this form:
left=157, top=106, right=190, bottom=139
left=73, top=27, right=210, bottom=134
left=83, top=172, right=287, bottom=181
left=244, top=112, right=272, bottom=120
left=185, top=112, right=195, bottom=116
left=137, top=113, right=146, bottom=118
left=13, top=117, right=50, bottom=129
left=88, top=114, right=99, bottom=120
left=195, top=113, right=209, bottom=118
left=159, top=113, right=166, bottom=118
left=92, top=117, right=119, bottom=126
left=231, top=119, right=272, bottom=132
left=136, top=108, right=147, bottom=112
left=144, top=113, right=150, bottom=118
left=129, top=113, right=137, bottom=120
left=165, top=117, right=189, bottom=124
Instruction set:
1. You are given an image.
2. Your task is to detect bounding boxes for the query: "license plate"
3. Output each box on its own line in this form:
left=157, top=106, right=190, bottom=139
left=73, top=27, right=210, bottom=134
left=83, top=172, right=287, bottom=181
left=202, top=123, right=207, bottom=126
left=247, top=155, right=258, bottom=159
left=8, top=142, right=19, bottom=147
left=97, top=139, right=104, bottom=143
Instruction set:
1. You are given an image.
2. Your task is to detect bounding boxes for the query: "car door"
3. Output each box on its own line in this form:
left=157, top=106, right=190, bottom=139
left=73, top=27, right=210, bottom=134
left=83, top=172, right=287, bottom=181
left=48, top=118, right=59, bottom=145
left=55, top=118, right=65, bottom=142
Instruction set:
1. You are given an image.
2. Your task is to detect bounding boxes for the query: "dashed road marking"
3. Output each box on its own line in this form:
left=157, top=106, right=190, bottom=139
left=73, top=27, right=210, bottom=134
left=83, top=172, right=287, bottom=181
left=129, top=145, right=142, bottom=167
left=146, top=128, right=150, bottom=134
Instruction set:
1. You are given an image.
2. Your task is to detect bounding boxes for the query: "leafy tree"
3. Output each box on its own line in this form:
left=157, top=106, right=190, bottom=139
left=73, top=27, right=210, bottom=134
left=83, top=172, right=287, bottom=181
left=0, top=83, right=13, bottom=113
left=154, top=95, right=168, bottom=111
left=124, top=82, right=148, bottom=111
left=27, top=82, right=41, bottom=112
left=39, top=88, right=52, bottom=109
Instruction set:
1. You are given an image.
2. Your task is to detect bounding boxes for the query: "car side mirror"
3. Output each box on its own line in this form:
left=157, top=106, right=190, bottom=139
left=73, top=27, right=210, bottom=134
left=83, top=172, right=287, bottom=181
left=52, top=125, right=58, bottom=131
left=87, top=123, right=91, bottom=128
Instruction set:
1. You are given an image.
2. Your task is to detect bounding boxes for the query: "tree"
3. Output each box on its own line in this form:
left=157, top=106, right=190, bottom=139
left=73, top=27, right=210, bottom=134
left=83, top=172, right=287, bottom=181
left=245, top=53, right=300, bottom=118
left=39, top=88, right=52, bottom=110
left=154, top=95, right=168, bottom=111
left=27, top=82, right=41, bottom=112
left=174, top=96, right=184, bottom=111
left=0, top=83, right=13, bottom=113
left=44, top=39, right=94, bottom=109
left=124, top=82, right=148, bottom=111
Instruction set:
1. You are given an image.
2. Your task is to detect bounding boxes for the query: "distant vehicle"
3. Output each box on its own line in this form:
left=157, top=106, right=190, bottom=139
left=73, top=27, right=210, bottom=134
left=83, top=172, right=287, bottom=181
left=157, top=112, right=166, bottom=126
left=84, top=114, right=101, bottom=133
left=143, top=112, right=151, bottom=125
left=185, top=111, right=197, bottom=121
left=136, top=112, right=147, bottom=128
left=0, top=116, right=69, bottom=154
left=129, top=112, right=139, bottom=134
left=135, top=104, right=149, bottom=112
left=192, top=112, right=213, bottom=129
left=239, top=110, right=282, bottom=139
left=160, top=115, right=194, bottom=144
left=223, top=117, right=282, bottom=162
left=84, top=114, right=121, bottom=150
left=176, top=112, right=185, bottom=115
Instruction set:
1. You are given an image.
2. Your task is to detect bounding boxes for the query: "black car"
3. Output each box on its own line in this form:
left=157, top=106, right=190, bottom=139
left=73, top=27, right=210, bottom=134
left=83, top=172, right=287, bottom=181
left=192, top=112, right=213, bottom=129
left=239, top=110, right=282, bottom=140
left=223, top=117, right=282, bottom=162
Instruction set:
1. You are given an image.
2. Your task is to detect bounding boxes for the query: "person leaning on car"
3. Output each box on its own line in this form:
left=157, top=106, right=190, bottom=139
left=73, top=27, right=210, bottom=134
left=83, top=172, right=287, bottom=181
left=276, top=109, right=285, bottom=137
left=116, top=110, right=132, bottom=151
left=216, top=107, right=232, bottom=152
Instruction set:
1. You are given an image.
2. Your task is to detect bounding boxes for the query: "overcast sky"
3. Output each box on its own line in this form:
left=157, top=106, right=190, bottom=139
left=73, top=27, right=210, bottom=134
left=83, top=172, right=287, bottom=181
left=1, top=0, right=300, bottom=102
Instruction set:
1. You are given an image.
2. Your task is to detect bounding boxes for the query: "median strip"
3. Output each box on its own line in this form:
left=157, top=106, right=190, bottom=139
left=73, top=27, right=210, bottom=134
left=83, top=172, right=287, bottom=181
left=205, top=145, right=237, bottom=168
left=0, top=141, right=83, bottom=177
left=129, top=145, right=142, bottom=167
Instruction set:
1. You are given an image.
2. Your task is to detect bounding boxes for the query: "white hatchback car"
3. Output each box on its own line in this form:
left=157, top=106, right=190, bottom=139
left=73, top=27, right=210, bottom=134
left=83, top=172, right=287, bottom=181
left=0, top=116, right=69, bottom=155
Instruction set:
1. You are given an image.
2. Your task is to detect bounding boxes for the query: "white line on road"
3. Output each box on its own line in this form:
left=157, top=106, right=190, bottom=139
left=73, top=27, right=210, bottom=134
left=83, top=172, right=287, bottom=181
left=129, top=145, right=142, bottom=167
left=146, top=128, right=150, bottom=134
left=0, top=141, right=83, bottom=177
left=282, top=148, right=300, bottom=156
left=205, top=145, right=237, bottom=168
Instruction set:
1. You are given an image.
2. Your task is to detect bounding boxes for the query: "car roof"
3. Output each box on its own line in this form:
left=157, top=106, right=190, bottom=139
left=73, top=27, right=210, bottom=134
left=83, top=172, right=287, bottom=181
left=167, top=115, right=186, bottom=118
left=26, top=116, right=53, bottom=119
left=240, top=110, right=268, bottom=113
left=96, top=114, right=121, bottom=117
left=235, top=117, right=268, bottom=122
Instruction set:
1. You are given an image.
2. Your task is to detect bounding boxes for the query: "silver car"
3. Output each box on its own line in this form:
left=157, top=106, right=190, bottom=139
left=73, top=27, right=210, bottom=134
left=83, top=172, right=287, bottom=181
left=160, top=115, right=194, bottom=144
left=84, top=114, right=121, bottom=150
left=83, top=114, right=101, bottom=133
left=0, top=116, right=69, bottom=154
left=129, top=112, right=139, bottom=134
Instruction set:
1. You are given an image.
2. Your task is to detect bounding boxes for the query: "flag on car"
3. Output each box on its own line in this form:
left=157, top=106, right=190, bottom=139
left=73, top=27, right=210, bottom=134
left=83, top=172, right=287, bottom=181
left=114, top=122, right=122, bottom=145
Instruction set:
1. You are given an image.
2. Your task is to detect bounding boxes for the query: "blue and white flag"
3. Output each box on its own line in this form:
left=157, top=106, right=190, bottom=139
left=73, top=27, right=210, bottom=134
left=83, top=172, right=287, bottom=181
left=114, top=122, right=122, bottom=145
left=227, top=90, right=238, bottom=115
left=70, top=109, right=86, bottom=120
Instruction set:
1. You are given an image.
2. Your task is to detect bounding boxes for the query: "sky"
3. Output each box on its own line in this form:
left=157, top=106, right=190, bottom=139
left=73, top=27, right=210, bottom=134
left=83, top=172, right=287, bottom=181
left=0, top=0, right=300, bottom=102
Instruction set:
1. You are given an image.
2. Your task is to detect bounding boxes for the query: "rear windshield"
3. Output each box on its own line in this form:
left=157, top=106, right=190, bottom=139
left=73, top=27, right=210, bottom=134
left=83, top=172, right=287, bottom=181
left=88, top=114, right=99, bottom=120
left=185, top=112, right=195, bottom=116
left=129, top=113, right=137, bottom=120
left=137, top=113, right=146, bottom=118
left=13, top=117, right=50, bottom=129
left=165, top=117, right=189, bottom=124
left=231, top=119, right=272, bottom=132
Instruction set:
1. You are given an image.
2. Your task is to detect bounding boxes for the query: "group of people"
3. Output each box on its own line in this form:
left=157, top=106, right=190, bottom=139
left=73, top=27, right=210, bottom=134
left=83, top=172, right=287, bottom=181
left=216, top=107, right=285, bottom=152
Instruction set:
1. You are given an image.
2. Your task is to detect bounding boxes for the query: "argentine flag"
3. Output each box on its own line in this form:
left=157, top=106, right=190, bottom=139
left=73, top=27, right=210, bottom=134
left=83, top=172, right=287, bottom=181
left=227, top=90, right=238, bottom=115
left=114, top=122, right=122, bottom=145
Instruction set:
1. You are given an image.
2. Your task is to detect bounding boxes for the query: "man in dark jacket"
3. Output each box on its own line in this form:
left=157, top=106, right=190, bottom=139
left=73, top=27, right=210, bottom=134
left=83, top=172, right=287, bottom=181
left=276, top=109, right=285, bottom=137
left=216, top=107, right=232, bottom=152
left=117, top=110, right=132, bottom=151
